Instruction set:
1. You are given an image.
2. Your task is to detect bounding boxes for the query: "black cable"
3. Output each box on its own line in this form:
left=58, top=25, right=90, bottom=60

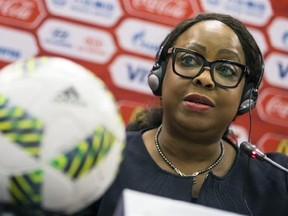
left=242, top=90, right=254, bottom=216
left=243, top=157, right=253, bottom=216
left=247, top=90, right=253, bottom=143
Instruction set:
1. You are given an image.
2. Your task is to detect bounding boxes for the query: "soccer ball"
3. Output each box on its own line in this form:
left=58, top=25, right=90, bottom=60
left=0, top=56, right=125, bottom=214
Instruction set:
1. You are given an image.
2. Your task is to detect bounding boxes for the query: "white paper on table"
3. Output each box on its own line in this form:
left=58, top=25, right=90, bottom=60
left=114, top=189, right=244, bottom=216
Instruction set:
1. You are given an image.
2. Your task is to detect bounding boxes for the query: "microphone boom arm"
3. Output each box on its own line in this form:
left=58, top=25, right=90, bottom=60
left=240, top=141, right=288, bottom=174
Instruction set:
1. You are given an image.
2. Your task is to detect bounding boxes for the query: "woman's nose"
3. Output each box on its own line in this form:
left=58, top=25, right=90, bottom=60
left=192, top=67, right=216, bottom=89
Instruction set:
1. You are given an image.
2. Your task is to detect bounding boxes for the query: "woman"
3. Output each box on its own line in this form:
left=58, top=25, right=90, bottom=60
left=97, top=13, right=288, bottom=216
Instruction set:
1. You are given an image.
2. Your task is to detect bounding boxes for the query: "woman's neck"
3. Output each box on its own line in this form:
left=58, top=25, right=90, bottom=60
left=158, top=124, right=224, bottom=163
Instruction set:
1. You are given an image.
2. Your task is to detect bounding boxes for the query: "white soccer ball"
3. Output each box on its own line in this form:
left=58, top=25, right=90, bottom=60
left=0, top=56, right=125, bottom=214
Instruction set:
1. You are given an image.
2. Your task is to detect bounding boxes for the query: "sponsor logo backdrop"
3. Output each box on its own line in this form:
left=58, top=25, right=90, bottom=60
left=0, top=0, right=287, bottom=154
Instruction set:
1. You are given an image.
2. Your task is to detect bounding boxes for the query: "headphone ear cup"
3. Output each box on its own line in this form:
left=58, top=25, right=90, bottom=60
left=237, top=87, right=258, bottom=115
left=148, top=63, right=163, bottom=96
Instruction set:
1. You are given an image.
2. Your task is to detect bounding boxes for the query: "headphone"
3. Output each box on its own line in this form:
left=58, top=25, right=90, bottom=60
left=148, top=34, right=171, bottom=97
left=148, top=34, right=265, bottom=115
left=237, top=51, right=264, bottom=115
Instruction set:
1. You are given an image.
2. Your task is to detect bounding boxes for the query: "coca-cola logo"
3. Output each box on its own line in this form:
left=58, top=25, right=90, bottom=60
left=265, top=97, right=288, bottom=119
left=0, top=0, right=46, bottom=28
left=132, top=0, right=188, bottom=18
left=123, top=0, right=199, bottom=25
left=257, top=88, right=288, bottom=127
left=257, top=133, right=288, bottom=155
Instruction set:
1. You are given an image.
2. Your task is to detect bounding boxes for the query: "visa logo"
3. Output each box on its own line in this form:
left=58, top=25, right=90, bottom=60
left=265, top=53, right=288, bottom=90
left=282, top=31, right=288, bottom=48
left=278, top=62, right=288, bottom=79
left=110, top=55, right=154, bottom=94
left=127, top=63, right=149, bottom=83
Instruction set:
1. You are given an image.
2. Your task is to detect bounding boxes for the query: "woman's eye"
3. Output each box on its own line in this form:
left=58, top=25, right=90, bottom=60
left=182, top=56, right=193, bottom=65
left=178, top=54, right=199, bottom=67
left=216, top=63, right=238, bottom=77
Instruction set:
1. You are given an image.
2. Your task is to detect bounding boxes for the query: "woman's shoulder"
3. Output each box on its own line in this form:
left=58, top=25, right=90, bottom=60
left=123, top=128, right=154, bottom=156
left=126, top=127, right=156, bottom=144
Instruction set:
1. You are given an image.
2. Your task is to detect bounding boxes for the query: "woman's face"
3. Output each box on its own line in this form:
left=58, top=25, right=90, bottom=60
left=161, top=20, right=246, bottom=134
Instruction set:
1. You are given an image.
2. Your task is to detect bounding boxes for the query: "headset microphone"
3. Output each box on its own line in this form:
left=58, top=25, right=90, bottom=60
left=240, top=141, right=288, bottom=174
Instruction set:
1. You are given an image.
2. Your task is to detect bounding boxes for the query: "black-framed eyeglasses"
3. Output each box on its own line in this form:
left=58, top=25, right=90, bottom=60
left=167, top=47, right=250, bottom=88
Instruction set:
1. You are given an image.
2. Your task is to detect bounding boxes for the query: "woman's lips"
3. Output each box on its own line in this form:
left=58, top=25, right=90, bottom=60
left=183, top=94, right=214, bottom=111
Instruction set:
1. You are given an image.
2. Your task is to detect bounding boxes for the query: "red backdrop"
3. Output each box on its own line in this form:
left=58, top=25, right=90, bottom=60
left=0, top=0, right=287, bottom=154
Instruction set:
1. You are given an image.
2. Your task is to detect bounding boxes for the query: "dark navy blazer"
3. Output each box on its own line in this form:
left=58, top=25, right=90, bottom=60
left=97, top=130, right=288, bottom=216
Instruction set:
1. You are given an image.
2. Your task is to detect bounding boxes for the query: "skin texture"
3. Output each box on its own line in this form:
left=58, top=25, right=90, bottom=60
left=143, top=20, right=246, bottom=197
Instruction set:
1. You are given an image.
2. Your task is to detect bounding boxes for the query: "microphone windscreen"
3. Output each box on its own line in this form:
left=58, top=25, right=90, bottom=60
left=240, top=141, right=255, bottom=156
